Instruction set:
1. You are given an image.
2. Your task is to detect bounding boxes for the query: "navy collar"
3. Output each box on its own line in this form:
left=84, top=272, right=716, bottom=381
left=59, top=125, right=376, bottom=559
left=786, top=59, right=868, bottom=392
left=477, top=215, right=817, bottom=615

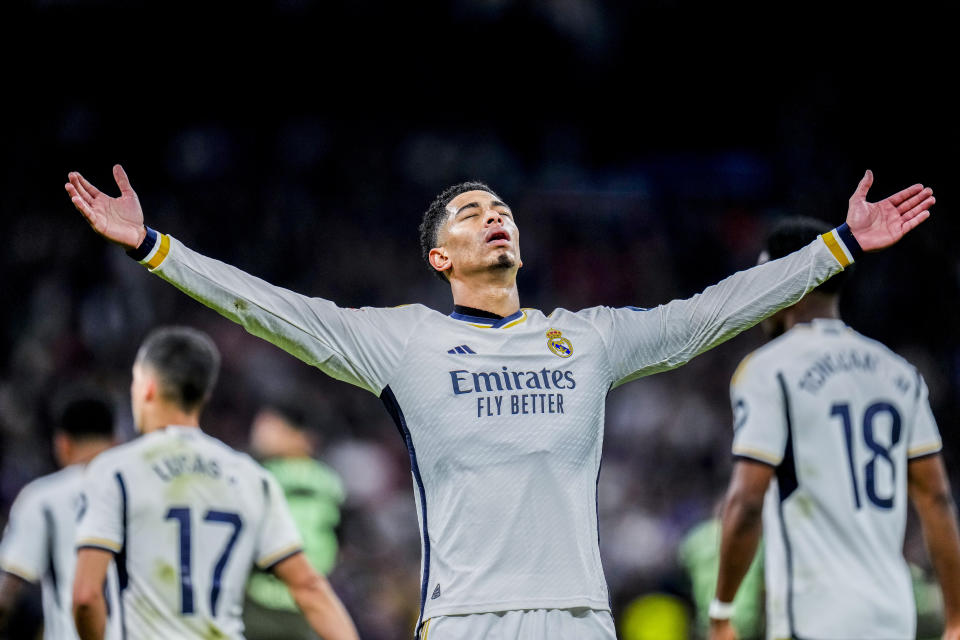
left=453, top=304, right=502, bottom=320
left=450, top=308, right=525, bottom=328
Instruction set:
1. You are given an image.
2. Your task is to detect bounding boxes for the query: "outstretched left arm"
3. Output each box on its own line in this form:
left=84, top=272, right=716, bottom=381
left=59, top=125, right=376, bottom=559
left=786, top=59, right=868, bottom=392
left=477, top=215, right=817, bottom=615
left=603, top=172, right=935, bottom=386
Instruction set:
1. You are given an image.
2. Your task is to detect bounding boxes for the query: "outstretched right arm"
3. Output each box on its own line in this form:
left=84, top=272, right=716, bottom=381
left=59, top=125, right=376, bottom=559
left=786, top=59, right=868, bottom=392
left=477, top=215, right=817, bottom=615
left=66, top=166, right=146, bottom=250
left=66, top=167, right=415, bottom=395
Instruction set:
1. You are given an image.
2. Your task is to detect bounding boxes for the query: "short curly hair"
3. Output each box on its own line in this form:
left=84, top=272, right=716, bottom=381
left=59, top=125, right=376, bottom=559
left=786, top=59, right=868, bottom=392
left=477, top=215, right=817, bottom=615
left=55, top=391, right=114, bottom=440
left=419, top=181, right=500, bottom=281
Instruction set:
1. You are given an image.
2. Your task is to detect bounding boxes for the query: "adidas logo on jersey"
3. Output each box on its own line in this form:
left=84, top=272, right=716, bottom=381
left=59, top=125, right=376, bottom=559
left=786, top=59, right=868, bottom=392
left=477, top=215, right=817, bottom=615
left=447, top=345, right=476, bottom=354
left=431, top=584, right=441, bottom=599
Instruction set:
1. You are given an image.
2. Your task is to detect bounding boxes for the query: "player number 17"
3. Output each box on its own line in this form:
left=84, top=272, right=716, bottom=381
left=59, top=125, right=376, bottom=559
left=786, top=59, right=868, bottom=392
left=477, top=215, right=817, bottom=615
left=165, top=507, right=244, bottom=616
left=830, top=401, right=902, bottom=510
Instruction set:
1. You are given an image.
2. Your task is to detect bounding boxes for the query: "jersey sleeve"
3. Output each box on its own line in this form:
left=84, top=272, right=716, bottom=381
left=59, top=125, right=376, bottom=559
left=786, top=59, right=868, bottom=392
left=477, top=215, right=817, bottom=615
left=75, top=456, right=124, bottom=554
left=253, top=472, right=304, bottom=571
left=583, top=228, right=858, bottom=388
left=729, top=353, right=788, bottom=466
left=0, top=483, right=47, bottom=582
left=129, top=229, right=421, bottom=395
left=907, top=373, right=942, bottom=460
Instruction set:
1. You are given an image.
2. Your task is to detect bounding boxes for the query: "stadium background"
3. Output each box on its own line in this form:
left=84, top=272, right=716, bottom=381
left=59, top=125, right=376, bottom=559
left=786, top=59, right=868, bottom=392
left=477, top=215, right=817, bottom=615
left=2, top=6, right=957, bottom=639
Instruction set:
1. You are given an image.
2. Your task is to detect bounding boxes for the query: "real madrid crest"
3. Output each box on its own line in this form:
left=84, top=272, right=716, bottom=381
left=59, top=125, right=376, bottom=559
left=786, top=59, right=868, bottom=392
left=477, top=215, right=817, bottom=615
left=546, top=328, right=573, bottom=358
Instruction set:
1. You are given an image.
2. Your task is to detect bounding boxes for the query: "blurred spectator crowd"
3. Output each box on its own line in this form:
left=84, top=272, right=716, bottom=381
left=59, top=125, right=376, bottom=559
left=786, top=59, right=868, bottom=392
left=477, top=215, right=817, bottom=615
left=1, top=88, right=958, bottom=638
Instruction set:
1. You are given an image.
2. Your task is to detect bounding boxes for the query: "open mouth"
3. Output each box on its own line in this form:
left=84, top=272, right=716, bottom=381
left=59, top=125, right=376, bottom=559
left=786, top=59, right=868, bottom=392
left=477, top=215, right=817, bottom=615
left=486, top=229, right=511, bottom=245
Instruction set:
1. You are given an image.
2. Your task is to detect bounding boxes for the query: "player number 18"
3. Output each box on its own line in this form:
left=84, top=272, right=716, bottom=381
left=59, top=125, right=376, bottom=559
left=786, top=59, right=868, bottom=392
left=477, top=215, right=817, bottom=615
left=830, top=402, right=902, bottom=510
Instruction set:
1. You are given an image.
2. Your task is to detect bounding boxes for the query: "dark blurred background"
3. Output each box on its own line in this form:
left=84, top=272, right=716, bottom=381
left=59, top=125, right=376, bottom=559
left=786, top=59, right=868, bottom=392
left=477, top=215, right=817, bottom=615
left=1, top=4, right=957, bottom=639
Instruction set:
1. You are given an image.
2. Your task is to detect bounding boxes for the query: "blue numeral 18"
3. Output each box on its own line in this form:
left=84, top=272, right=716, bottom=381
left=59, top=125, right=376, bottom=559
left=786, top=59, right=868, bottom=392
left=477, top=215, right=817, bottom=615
left=830, top=401, right=902, bottom=510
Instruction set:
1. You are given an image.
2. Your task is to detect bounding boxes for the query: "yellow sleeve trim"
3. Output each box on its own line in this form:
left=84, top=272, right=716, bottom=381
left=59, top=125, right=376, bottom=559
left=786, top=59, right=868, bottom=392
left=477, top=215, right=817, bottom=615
left=0, top=562, right=38, bottom=583
left=76, top=537, right=122, bottom=552
left=732, top=447, right=782, bottom=465
left=145, top=233, right=171, bottom=269
left=820, top=229, right=853, bottom=268
left=256, top=543, right=303, bottom=569
left=908, top=443, right=943, bottom=458
left=420, top=618, right=432, bottom=640
left=730, top=352, right=756, bottom=387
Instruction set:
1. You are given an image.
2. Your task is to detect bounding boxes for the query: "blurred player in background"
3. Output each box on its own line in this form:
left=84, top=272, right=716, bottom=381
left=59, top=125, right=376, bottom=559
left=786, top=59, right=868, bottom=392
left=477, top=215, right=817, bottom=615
left=0, top=392, right=121, bottom=639
left=677, top=497, right=763, bottom=640
left=244, top=400, right=345, bottom=640
left=710, top=218, right=960, bottom=640
left=66, top=165, right=932, bottom=639
left=71, top=327, right=359, bottom=640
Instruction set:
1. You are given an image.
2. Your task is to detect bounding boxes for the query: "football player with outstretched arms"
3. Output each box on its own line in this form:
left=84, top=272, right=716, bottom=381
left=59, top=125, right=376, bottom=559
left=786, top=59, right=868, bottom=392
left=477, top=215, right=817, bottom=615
left=66, top=165, right=933, bottom=639
left=709, top=218, right=960, bottom=640
left=71, top=327, right=359, bottom=640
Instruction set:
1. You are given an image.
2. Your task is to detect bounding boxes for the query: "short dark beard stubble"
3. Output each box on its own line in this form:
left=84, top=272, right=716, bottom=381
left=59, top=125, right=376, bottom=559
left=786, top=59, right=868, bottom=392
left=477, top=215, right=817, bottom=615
left=492, top=254, right=515, bottom=271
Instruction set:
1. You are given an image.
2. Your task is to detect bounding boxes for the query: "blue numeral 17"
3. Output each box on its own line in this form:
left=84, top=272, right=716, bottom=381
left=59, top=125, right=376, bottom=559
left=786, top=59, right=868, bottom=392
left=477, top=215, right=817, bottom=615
left=165, top=507, right=243, bottom=616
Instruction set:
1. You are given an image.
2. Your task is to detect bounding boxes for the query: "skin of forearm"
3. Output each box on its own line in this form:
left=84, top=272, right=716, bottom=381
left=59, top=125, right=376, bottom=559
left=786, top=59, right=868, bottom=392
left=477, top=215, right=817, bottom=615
left=918, top=492, right=960, bottom=623
left=73, top=593, right=107, bottom=640
left=715, top=493, right=764, bottom=603
left=293, top=574, right=359, bottom=640
left=0, top=597, right=11, bottom=631
left=0, top=573, right=23, bottom=631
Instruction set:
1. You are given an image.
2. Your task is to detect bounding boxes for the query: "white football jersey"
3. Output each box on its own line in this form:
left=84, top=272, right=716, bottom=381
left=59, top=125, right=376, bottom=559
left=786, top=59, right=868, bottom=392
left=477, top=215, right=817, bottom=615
left=131, top=225, right=852, bottom=635
left=76, top=426, right=302, bottom=639
left=731, top=318, right=942, bottom=640
left=0, top=465, right=121, bottom=640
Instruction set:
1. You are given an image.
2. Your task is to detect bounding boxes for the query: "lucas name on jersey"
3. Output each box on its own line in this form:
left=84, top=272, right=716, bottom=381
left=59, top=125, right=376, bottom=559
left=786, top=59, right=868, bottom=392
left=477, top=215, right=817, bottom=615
left=150, top=453, right=221, bottom=483
left=449, top=365, right=576, bottom=418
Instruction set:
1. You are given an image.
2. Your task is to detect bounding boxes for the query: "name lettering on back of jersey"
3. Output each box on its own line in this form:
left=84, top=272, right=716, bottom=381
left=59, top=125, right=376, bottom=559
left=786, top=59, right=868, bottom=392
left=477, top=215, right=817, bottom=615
left=447, top=345, right=476, bottom=354
left=151, top=454, right=221, bottom=483
left=798, top=349, right=876, bottom=394
left=449, top=366, right=575, bottom=418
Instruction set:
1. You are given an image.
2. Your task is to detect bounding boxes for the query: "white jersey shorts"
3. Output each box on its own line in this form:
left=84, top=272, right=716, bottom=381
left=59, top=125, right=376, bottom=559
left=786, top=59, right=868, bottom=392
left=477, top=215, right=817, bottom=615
left=419, top=608, right=616, bottom=639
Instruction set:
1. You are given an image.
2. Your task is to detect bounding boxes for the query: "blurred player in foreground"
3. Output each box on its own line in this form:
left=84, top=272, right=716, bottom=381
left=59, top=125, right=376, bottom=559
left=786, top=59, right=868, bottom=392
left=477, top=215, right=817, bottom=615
left=0, top=393, right=120, bottom=639
left=67, top=165, right=932, bottom=639
left=244, top=401, right=345, bottom=640
left=71, top=327, right=359, bottom=640
left=710, top=218, right=960, bottom=640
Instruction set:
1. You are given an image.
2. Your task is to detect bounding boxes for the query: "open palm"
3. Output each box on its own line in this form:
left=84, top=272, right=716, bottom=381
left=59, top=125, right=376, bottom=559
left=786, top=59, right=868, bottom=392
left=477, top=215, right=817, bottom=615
left=846, top=170, right=934, bottom=251
left=65, top=165, right=146, bottom=249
